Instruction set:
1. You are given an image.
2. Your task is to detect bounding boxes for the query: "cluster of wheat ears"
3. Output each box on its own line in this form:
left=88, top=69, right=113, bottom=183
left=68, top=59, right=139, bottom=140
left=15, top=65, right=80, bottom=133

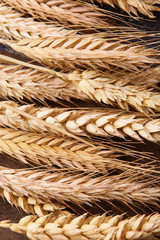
left=0, top=0, right=160, bottom=239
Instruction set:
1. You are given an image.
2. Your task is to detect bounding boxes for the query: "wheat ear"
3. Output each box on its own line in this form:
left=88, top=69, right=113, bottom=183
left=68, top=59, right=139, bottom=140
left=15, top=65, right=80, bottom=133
left=6, top=36, right=158, bottom=72
left=0, top=167, right=159, bottom=207
left=68, top=70, right=160, bottom=113
left=2, top=0, right=113, bottom=29
left=1, top=64, right=159, bottom=105
left=1, top=212, right=160, bottom=240
left=0, top=189, right=65, bottom=216
left=85, top=0, right=160, bottom=18
left=4, top=106, right=158, bottom=142
left=0, top=64, right=88, bottom=102
left=0, top=3, right=78, bottom=41
left=0, top=101, right=160, bottom=139
left=0, top=127, right=130, bottom=172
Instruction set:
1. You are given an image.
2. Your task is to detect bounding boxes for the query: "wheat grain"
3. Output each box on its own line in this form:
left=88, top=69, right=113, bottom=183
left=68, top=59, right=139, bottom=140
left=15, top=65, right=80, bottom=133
left=1, top=3, right=158, bottom=42
left=6, top=36, right=158, bottom=72
left=85, top=0, right=160, bottom=18
left=2, top=0, right=113, bottom=29
left=0, top=189, right=65, bottom=216
left=1, top=212, right=160, bottom=239
left=0, top=167, right=159, bottom=207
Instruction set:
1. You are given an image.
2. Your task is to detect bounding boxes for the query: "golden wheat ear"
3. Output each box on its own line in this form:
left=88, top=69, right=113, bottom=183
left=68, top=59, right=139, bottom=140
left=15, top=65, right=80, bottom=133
left=1, top=212, right=160, bottom=240
left=2, top=0, right=116, bottom=29
left=85, top=0, right=160, bottom=18
left=0, top=167, right=159, bottom=209
left=6, top=36, right=158, bottom=72
left=0, top=64, right=159, bottom=105
left=0, top=189, right=65, bottom=216
left=0, top=102, right=160, bottom=141
left=0, top=3, right=78, bottom=41
left=0, top=64, right=88, bottom=103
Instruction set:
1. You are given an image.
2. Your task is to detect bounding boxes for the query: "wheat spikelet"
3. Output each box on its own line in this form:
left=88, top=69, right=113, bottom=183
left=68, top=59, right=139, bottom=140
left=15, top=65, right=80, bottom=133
left=0, top=64, right=88, bottom=102
left=85, top=0, right=160, bottom=18
left=6, top=36, right=158, bottom=72
left=0, top=166, right=159, bottom=207
left=1, top=212, right=160, bottom=239
left=2, top=0, right=113, bottom=29
left=0, top=189, right=65, bottom=216
left=0, top=3, right=78, bottom=41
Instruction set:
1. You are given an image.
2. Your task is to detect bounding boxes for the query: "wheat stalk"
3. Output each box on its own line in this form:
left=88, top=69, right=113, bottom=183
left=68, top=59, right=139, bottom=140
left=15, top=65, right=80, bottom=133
left=0, top=167, right=159, bottom=207
left=6, top=36, right=158, bottom=72
left=0, top=101, right=160, bottom=140
left=1, top=212, right=160, bottom=239
left=0, top=189, right=65, bottom=216
left=2, top=0, right=113, bottom=29
left=85, top=0, right=160, bottom=18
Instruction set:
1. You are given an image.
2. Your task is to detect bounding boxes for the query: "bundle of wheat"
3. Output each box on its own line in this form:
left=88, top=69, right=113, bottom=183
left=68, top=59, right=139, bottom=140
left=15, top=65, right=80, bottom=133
left=0, top=0, right=160, bottom=239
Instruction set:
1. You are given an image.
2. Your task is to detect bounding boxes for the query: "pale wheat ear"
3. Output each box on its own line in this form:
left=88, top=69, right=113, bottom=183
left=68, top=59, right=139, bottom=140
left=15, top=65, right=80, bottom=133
left=0, top=64, right=159, bottom=105
left=0, top=127, right=157, bottom=174
left=84, top=0, right=160, bottom=18
left=0, top=167, right=159, bottom=209
left=1, top=212, right=160, bottom=239
left=6, top=36, right=158, bottom=72
left=0, top=101, right=94, bottom=147
left=0, top=189, right=65, bottom=216
left=2, top=0, right=116, bottom=29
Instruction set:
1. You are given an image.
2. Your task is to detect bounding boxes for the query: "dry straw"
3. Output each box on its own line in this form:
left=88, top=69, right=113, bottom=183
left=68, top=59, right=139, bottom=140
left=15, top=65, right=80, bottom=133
left=0, top=101, right=159, bottom=140
left=1, top=212, right=160, bottom=240
left=0, top=167, right=159, bottom=207
left=0, top=189, right=65, bottom=216
left=85, top=0, right=160, bottom=18
left=2, top=0, right=113, bottom=28
left=6, top=36, right=158, bottom=72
